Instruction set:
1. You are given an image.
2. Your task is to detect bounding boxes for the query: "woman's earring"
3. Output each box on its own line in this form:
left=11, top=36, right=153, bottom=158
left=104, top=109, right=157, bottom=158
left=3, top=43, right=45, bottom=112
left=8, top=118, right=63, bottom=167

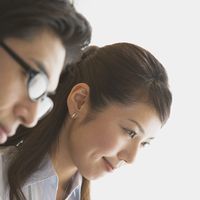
left=71, top=112, right=78, bottom=120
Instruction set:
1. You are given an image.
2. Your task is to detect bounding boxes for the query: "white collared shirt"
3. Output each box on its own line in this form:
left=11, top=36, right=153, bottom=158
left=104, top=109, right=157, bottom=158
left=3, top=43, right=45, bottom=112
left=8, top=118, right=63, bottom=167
left=0, top=147, right=82, bottom=200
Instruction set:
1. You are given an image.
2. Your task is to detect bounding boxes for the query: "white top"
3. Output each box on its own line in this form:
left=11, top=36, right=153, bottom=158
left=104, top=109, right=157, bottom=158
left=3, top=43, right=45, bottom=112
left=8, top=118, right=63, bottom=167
left=0, top=147, right=82, bottom=200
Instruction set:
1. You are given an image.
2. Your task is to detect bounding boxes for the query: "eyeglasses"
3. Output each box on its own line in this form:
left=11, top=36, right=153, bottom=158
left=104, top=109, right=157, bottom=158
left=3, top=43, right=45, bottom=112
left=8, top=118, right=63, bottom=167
left=0, top=41, right=54, bottom=119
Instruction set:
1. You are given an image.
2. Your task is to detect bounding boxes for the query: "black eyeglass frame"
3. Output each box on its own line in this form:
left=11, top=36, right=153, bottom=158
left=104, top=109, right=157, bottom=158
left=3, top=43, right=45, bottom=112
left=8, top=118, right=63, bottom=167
left=0, top=41, right=49, bottom=101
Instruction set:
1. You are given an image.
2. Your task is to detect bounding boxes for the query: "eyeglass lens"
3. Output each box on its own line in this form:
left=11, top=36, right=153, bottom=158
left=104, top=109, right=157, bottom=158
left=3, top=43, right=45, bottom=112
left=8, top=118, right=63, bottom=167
left=37, top=98, right=54, bottom=119
left=28, top=73, right=49, bottom=100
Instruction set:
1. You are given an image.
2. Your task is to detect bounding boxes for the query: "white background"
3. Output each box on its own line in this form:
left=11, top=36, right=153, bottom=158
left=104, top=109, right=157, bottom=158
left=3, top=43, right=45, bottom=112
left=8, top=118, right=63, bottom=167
left=76, top=0, right=200, bottom=199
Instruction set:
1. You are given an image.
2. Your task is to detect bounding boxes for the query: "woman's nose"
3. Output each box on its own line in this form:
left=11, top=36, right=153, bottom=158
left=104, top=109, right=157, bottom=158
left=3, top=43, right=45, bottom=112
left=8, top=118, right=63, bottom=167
left=118, top=141, right=140, bottom=164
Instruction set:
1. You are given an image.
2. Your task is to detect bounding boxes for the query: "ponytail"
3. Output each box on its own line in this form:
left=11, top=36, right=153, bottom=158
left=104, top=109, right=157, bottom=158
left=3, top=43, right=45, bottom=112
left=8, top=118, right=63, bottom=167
left=81, top=178, right=90, bottom=200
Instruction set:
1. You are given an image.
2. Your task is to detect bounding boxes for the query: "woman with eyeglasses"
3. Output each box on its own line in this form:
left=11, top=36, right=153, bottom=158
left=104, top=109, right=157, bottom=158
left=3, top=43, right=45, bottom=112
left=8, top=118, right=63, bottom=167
left=0, top=42, right=172, bottom=200
left=0, top=0, right=91, bottom=144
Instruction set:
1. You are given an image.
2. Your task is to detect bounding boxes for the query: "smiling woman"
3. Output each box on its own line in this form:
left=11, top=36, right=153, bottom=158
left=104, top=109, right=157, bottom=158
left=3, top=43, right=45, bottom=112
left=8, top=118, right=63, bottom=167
left=0, top=0, right=91, bottom=144
left=0, top=42, right=172, bottom=200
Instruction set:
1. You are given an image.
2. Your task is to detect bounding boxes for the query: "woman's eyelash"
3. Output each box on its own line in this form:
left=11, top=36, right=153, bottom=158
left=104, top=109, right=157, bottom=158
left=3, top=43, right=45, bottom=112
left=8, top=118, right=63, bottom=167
left=122, top=127, right=152, bottom=147
left=123, top=128, right=137, bottom=139
left=141, top=141, right=150, bottom=148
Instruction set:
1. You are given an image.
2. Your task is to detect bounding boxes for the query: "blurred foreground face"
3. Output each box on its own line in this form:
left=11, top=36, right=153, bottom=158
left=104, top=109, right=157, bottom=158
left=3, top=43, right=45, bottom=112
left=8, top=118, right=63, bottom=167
left=0, top=30, right=66, bottom=143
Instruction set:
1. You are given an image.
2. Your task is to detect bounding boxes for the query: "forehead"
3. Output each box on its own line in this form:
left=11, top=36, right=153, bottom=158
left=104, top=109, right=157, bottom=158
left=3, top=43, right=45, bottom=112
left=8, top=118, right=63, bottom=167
left=95, top=102, right=162, bottom=137
left=5, top=30, right=66, bottom=92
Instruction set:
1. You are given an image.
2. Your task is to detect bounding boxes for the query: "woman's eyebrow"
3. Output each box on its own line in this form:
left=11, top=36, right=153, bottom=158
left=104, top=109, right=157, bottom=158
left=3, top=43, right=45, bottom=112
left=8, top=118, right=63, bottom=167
left=128, top=119, right=145, bottom=134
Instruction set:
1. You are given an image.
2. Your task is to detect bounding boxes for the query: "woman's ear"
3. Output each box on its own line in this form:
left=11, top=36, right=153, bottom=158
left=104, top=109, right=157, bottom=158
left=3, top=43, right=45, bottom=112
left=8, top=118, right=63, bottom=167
left=67, top=83, right=90, bottom=116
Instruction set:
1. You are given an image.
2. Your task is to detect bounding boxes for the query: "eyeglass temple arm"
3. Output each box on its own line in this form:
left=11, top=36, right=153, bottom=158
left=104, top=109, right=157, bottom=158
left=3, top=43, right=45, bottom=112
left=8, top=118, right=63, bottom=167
left=0, top=41, right=36, bottom=73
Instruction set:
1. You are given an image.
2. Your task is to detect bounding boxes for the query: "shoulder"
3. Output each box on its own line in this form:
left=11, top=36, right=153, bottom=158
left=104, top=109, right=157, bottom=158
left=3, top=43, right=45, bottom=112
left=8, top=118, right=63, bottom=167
left=0, top=146, right=17, bottom=198
left=0, top=146, right=13, bottom=153
left=0, top=145, right=17, bottom=166
left=0, top=146, right=18, bottom=173
left=0, top=146, right=13, bottom=162
left=0, top=146, right=16, bottom=160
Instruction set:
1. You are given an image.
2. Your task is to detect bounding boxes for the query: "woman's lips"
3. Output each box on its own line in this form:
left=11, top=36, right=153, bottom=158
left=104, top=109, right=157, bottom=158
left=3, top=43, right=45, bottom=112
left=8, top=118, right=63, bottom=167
left=103, top=157, right=114, bottom=172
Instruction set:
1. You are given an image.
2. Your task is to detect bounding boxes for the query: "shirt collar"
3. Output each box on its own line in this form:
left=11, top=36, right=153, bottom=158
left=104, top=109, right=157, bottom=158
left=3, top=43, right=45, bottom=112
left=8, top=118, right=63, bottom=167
left=70, top=171, right=82, bottom=194
left=24, top=154, right=82, bottom=193
left=24, top=154, right=56, bottom=186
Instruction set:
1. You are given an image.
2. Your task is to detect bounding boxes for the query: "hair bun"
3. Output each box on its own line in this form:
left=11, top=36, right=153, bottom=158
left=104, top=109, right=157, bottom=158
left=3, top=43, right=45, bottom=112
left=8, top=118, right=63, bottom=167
left=81, top=45, right=99, bottom=60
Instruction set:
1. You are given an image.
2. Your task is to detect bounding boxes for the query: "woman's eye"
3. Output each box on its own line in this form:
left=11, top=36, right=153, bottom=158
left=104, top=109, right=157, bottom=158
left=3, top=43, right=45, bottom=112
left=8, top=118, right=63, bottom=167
left=123, top=128, right=137, bottom=139
left=141, top=141, right=150, bottom=148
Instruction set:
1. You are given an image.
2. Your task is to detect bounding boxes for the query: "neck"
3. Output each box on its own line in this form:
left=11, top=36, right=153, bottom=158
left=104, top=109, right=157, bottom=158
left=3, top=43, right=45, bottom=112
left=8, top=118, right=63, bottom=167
left=50, top=121, right=77, bottom=188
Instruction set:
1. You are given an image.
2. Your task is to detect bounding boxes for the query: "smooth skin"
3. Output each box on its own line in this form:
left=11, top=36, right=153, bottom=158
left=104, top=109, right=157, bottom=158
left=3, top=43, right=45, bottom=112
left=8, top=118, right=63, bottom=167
left=51, top=83, right=162, bottom=199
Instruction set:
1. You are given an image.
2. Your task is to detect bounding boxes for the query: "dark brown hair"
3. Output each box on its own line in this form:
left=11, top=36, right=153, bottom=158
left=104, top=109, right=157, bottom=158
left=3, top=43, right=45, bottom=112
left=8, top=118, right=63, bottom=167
left=0, top=0, right=91, bottom=64
left=6, top=43, right=172, bottom=200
